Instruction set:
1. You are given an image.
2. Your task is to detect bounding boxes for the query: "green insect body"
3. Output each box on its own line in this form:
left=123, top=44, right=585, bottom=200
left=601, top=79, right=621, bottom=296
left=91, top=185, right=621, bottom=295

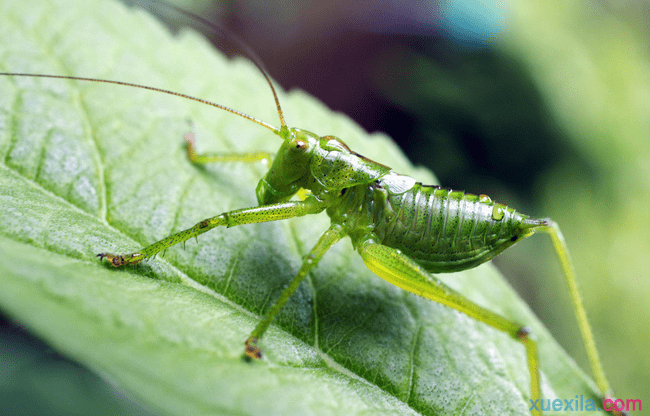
left=261, top=126, right=543, bottom=274
left=250, top=125, right=543, bottom=277
left=0, top=2, right=626, bottom=415
left=365, top=183, right=544, bottom=273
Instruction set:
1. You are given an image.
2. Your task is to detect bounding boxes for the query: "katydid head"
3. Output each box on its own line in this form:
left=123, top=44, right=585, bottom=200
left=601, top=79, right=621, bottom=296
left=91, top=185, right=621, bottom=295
left=256, top=128, right=320, bottom=205
left=257, top=130, right=396, bottom=205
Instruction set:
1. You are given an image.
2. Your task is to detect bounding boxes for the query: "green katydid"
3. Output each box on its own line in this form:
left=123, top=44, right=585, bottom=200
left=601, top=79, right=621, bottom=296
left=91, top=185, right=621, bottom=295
left=0, top=2, right=625, bottom=415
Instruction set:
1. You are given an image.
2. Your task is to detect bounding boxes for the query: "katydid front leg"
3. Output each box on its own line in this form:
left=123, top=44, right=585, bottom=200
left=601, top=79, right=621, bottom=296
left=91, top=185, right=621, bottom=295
left=97, top=197, right=328, bottom=267
left=184, top=126, right=273, bottom=164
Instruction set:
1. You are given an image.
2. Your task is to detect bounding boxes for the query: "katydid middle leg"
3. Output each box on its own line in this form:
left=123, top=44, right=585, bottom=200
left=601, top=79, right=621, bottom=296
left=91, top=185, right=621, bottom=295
left=244, top=225, right=345, bottom=359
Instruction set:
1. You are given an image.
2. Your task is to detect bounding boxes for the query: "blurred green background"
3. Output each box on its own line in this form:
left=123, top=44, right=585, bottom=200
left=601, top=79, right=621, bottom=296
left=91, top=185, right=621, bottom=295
left=2, top=0, right=648, bottom=414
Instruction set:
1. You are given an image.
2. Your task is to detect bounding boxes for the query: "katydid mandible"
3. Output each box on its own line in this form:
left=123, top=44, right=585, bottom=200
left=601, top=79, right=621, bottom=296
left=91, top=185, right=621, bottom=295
left=0, top=9, right=623, bottom=416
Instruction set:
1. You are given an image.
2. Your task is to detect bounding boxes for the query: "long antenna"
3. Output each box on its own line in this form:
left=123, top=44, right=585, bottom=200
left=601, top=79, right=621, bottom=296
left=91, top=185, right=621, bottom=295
left=0, top=73, right=279, bottom=133
left=129, top=0, right=288, bottom=128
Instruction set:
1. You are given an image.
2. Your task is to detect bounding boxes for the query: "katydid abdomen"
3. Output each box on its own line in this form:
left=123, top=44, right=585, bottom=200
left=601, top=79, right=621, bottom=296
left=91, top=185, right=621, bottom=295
left=335, top=179, right=546, bottom=273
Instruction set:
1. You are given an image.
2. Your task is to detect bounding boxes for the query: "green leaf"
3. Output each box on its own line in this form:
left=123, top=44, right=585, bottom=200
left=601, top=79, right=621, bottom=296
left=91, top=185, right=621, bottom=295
left=0, top=0, right=608, bottom=415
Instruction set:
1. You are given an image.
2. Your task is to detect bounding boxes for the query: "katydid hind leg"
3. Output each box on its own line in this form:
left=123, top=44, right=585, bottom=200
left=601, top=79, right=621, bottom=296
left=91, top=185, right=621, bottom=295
left=534, top=220, right=623, bottom=413
left=358, top=241, right=542, bottom=415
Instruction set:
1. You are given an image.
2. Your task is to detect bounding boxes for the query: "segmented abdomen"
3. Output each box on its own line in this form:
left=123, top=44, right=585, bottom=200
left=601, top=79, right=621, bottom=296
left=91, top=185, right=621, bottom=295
left=373, top=184, right=539, bottom=273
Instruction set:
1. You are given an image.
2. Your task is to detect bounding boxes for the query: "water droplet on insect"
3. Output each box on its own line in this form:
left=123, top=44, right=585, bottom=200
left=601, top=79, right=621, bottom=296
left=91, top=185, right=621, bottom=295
left=491, top=205, right=505, bottom=221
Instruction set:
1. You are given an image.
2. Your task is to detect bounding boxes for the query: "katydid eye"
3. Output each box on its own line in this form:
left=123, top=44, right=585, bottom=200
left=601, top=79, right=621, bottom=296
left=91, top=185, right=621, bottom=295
left=292, top=140, right=308, bottom=151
